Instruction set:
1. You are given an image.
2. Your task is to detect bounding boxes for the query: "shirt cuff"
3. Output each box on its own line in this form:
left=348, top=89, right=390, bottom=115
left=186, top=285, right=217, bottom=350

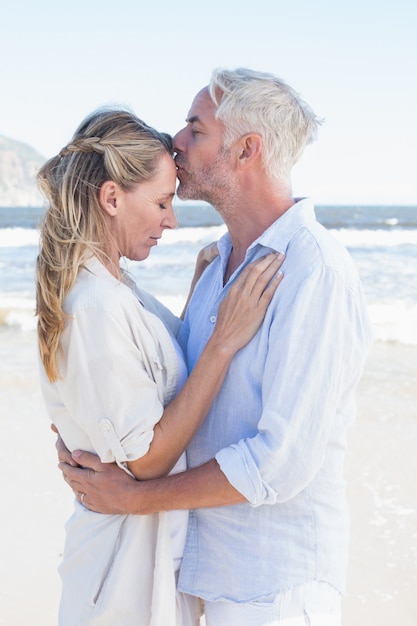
left=215, top=444, right=278, bottom=507
left=98, top=417, right=154, bottom=472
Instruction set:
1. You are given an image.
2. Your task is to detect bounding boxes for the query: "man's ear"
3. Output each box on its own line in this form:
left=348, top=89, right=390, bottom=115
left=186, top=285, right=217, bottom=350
left=236, top=133, right=262, bottom=167
left=99, top=181, right=119, bottom=216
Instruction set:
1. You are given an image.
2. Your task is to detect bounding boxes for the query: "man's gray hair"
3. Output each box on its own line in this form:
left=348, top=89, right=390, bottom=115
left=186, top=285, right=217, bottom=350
left=209, top=67, right=322, bottom=184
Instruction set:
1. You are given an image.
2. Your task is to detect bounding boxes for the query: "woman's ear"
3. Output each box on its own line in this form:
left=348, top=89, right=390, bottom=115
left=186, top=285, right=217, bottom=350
left=99, top=181, right=119, bottom=216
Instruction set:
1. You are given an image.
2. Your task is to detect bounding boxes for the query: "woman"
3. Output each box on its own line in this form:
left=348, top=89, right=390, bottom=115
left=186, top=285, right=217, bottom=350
left=36, top=108, right=283, bottom=626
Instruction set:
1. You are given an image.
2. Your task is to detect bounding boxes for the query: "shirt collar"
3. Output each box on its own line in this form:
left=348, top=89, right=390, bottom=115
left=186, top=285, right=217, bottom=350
left=218, top=197, right=316, bottom=260
left=84, top=255, right=110, bottom=277
left=83, top=255, right=130, bottom=287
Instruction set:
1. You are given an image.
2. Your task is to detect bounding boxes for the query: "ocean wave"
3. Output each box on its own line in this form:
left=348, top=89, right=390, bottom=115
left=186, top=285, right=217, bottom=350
left=0, top=227, right=40, bottom=248
left=2, top=292, right=416, bottom=346
left=0, top=295, right=37, bottom=331
left=368, top=300, right=417, bottom=346
left=150, top=224, right=227, bottom=245
left=330, top=228, right=417, bottom=248
left=2, top=224, right=417, bottom=250
left=0, top=224, right=227, bottom=250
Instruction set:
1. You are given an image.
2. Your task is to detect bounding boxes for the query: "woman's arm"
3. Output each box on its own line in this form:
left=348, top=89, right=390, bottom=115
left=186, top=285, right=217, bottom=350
left=128, top=252, right=284, bottom=480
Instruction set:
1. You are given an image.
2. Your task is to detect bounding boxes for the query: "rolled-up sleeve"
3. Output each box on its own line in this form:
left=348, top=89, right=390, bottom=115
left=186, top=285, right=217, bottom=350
left=57, top=306, right=163, bottom=465
left=215, top=264, right=371, bottom=506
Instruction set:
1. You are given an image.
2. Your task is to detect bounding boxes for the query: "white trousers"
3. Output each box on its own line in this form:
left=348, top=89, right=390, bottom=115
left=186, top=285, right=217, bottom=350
left=175, top=570, right=203, bottom=626
left=202, top=581, right=341, bottom=626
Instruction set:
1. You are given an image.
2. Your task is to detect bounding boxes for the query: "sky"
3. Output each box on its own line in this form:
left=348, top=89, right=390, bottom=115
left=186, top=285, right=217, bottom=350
left=0, top=0, right=416, bottom=205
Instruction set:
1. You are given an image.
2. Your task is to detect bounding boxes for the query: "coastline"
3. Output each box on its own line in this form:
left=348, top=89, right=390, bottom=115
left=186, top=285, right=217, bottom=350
left=0, top=332, right=416, bottom=625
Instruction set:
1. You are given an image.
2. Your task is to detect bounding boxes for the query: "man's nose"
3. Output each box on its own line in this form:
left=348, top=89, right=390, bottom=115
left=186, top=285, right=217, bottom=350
left=173, top=127, right=185, bottom=153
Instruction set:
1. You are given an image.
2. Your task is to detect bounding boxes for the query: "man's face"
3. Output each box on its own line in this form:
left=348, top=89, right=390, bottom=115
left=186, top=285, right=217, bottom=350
left=173, top=87, right=234, bottom=206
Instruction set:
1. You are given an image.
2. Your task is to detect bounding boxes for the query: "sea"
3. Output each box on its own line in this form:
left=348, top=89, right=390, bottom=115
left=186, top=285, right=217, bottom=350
left=0, top=203, right=416, bottom=345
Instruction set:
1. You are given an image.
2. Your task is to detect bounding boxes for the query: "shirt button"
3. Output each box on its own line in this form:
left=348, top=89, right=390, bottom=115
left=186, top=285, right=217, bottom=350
left=101, top=421, right=111, bottom=432
left=209, top=316, right=216, bottom=324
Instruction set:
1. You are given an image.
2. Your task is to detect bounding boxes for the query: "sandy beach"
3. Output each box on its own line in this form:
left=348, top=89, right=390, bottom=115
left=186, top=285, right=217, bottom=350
left=0, top=330, right=416, bottom=625
left=343, top=341, right=417, bottom=625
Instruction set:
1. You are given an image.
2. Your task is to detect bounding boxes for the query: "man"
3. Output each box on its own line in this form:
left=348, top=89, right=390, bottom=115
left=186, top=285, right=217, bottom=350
left=60, top=68, right=372, bottom=625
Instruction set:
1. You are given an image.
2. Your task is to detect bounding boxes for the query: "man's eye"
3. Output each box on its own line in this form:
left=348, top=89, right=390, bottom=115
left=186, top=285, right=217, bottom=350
left=159, top=203, right=167, bottom=210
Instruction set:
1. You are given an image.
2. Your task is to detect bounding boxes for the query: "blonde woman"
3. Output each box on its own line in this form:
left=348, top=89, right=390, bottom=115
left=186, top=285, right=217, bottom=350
left=36, top=108, right=283, bottom=626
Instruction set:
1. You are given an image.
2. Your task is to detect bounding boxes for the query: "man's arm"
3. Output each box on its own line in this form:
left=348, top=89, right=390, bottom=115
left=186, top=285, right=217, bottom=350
left=59, top=450, right=245, bottom=514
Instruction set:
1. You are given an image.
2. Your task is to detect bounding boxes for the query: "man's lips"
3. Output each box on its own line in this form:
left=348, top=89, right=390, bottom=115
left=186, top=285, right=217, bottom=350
left=175, top=159, right=186, bottom=172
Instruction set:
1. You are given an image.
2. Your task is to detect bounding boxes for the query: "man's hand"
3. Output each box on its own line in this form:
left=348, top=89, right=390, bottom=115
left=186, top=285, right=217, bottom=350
left=59, top=452, right=245, bottom=515
left=52, top=424, right=137, bottom=514
left=59, top=451, right=137, bottom=514
left=54, top=425, right=245, bottom=516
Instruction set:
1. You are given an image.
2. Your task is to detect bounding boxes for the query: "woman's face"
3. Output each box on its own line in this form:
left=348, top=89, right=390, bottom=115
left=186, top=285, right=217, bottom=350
left=110, top=152, right=178, bottom=262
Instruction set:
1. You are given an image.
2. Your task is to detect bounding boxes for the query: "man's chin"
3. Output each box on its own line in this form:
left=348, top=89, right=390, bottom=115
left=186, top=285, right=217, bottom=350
left=176, top=184, right=194, bottom=201
left=177, top=181, right=210, bottom=203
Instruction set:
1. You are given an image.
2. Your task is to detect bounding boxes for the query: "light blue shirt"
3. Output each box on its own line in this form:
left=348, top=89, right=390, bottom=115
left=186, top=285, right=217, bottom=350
left=177, top=198, right=372, bottom=602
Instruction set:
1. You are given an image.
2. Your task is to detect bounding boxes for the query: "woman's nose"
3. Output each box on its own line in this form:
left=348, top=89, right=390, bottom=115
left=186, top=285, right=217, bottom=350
left=162, top=205, right=177, bottom=229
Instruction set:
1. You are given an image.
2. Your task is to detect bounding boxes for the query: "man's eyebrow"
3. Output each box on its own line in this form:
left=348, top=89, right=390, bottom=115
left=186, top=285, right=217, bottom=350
left=186, top=115, right=201, bottom=124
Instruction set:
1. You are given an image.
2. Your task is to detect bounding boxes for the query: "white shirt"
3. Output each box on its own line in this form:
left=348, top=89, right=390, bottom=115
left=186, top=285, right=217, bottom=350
left=39, top=256, right=186, bottom=625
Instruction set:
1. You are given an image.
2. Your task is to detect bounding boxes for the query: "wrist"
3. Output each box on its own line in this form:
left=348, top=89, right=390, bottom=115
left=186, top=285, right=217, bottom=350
left=205, top=333, right=236, bottom=362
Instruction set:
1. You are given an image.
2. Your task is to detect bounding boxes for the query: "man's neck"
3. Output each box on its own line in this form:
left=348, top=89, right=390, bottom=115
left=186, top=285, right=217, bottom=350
left=221, top=195, right=295, bottom=284
left=223, top=247, right=245, bottom=285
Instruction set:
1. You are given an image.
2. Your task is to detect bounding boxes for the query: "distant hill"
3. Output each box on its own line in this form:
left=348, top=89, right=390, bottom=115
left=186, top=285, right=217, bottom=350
left=0, top=135, right=46, bottom=207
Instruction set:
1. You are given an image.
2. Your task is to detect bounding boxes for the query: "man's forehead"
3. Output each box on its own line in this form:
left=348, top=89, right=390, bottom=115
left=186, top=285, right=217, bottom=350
left=186, top=87, right=216, bottom=123
left=188, top=87, right=215, bottom=118
left=193, top=86, right=210, bottom=104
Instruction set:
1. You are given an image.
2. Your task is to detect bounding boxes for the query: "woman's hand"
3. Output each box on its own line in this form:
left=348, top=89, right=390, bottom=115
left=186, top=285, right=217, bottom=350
left=51, top=423, right=79, bottom=466
left=196, top=241, right=220, bottom=268
left=213, top=252, right=284, bottom=355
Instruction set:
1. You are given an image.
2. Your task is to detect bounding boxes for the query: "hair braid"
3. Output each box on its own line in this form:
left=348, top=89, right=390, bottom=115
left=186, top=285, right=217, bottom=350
left=59, top=136, right=106, bottom=157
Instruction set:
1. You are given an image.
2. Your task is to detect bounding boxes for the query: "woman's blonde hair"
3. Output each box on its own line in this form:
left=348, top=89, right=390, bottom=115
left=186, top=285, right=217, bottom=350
left=36, top=108, right=173, bottom=382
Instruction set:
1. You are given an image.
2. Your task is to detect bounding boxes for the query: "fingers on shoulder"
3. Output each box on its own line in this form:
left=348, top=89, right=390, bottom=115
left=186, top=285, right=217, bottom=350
left=248, top=252, right=285, bottom=290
